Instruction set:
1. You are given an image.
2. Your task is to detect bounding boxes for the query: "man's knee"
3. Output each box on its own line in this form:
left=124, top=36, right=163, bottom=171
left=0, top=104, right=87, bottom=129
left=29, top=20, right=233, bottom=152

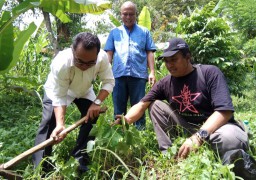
left=210, top=124, right=249, bottom=157
left=149, top=100, right=165, bottom=112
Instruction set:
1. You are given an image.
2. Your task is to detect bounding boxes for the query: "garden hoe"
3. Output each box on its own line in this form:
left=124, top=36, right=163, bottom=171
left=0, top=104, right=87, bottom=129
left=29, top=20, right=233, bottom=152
left=0, top=107, right=107, bottom=180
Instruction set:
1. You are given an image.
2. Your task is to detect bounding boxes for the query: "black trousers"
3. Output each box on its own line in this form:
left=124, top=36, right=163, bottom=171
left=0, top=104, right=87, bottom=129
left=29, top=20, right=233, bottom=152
left=32, top=93, right=96, bottom=168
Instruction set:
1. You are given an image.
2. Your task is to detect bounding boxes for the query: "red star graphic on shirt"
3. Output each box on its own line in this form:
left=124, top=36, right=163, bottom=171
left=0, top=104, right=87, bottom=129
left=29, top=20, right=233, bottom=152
left=172, top=84, right=201, bottom=113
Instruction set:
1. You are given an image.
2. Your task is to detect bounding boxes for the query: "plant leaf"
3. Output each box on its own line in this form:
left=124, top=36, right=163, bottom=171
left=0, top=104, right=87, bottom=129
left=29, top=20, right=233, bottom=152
left=108, top=13, right=121, bottom=27
left=1, top=22, right=37, bottom=74
left=138, top=6, right=151, bottom=30
left=0, top=0, right=6, bottom=10
left=12, top=0, right=35, bottom=17
left=39, top=0, right=112, bottom=23
left=254, top=62, right=256, bottom=74
left=0, top=11, right=14, bottom=72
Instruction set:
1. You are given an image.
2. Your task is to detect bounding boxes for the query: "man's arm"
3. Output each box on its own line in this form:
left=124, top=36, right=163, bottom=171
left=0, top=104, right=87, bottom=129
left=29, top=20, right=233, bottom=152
left=50, top=105, right=67, bottom=143
left=147, top=51, right=156, bottom=86
left=84, top=89, right=109, bottom=123
left=85, top=51, right=115, bottom=122
left=200, top=110, right=233, bottom=133
left=178, top=110, right=233, bottom=159
left=124, top=101, right=152, bottom=124
left=106, top=51, right=114, bottom=64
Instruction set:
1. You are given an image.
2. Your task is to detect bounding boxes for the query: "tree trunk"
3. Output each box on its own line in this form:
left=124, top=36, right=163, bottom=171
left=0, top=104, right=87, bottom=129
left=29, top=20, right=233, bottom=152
left=42, top=10, right=59, bottom=55
left=56, top=19, right=71, bottom=51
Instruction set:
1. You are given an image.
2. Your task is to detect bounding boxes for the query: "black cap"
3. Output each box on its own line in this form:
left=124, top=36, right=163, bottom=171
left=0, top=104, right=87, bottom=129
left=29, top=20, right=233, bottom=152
left=158, top=38, right=189, bottom=60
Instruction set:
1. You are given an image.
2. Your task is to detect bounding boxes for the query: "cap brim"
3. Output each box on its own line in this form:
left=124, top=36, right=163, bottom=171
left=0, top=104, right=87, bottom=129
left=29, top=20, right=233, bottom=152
left=157, top=50, right=179, bottom=60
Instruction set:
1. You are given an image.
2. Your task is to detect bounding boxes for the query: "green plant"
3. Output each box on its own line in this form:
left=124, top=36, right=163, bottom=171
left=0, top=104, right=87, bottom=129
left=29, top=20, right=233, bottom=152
left=0, top=0, right=112, bottom=74
left=1, top=1, right=256, bottom=179
left=176, top=1, right=247, bottom=95
left=220, top=0, right=256, bottom=40
left=138, top=6, right=151, bottom=31
left=83, top=116, right=146, bottom=178
left=0, top=90, right=41, bottom=171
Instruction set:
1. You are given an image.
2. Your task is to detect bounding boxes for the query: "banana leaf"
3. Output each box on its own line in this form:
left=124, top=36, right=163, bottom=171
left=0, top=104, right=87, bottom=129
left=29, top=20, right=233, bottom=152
left=138, top=6, right=151, bottom=30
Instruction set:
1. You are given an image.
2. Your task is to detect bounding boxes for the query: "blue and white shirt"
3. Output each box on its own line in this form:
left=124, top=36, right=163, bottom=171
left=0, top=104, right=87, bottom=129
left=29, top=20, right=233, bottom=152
left=104, top=24, right=156, bottom=79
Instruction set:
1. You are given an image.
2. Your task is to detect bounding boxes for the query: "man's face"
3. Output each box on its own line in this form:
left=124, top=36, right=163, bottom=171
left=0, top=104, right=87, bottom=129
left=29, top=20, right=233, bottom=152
left=73, top=43, right=98, bottom=71
left=163, top=51, right=191, bottom=77
left=120, top=5, right=136, bottom=29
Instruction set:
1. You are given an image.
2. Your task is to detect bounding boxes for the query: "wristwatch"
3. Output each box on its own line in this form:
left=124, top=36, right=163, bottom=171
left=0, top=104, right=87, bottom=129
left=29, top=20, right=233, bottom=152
left=196, top=129, right=209, bottom=141
left=93, top=99, right=102, bottom=106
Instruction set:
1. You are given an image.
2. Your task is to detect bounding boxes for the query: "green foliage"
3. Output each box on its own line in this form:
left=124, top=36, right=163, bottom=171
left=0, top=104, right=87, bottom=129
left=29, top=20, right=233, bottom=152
left=1, top=85, right=256, bottom=179
left=0, top=22, right=37, bottom=74
left=0, top=91, right=41, bottom=171
left=0, top=10, right=14, bottom=71
left=91, top=117, right=146, bottom=155
left=0, top=0, right=5, bottom=9
left=39, top=0, right=112, bottom=23
left=0, top=0, right=41, bottom=74
left=1, top=0, right=256, bottom=179
left=143, top=0, right=218, bottom=42
left=108, top=13, right=121, bottom=27
left=0, top=0, right=39, bottom=74
left=243, top=38, right=256, bottom=58
left=0, top=27, right=51, bottom=100
left=138, top=6, right=151, bottom=30
left=0, top=0, right=112, bottom=75
left=219, top=0, right=256, bottom=78
left=56, top=13, right=85, bottom=50
left=0, top=0, right=34, bottom=35
left=82, top=116, right=148, bottom=179
left=242, top=38, right=256, bottom=74
left=220, top=0, right=256, bottom=40
left=176, top=1, right=247, bottom=95
left=174, top=144, right=236, bottom=179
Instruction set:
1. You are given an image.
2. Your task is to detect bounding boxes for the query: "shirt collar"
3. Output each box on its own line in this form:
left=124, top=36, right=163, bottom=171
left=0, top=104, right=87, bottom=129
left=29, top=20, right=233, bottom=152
left=122, top=23, right=137, bottom=32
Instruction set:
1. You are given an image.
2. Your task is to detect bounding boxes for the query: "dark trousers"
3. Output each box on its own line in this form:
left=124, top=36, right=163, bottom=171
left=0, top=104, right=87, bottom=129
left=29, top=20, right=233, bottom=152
left=112, top=76, right=147, bottom=130
left=149, top=100, right=249, bottom=157
left=149, top=100, right=255, bottom=179
left=32, top=93, right=96, bottom=168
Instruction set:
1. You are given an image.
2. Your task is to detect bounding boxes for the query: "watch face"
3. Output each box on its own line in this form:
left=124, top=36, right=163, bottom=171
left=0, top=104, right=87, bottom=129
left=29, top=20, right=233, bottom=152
left=199, top=129, right=209, bottom=139
left=94, top=99, right=101, bottom=105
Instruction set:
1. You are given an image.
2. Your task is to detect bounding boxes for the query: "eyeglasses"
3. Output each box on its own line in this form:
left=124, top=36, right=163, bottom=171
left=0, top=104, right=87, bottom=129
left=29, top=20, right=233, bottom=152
left=72, top=47, right=97, bottom=66
left=121, top=13, right=135, bottom=17
left=74, top=57, right=97, bottom=66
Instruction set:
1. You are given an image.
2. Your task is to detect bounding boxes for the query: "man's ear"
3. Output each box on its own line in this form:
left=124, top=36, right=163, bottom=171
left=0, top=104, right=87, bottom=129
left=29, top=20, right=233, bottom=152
left=186, top=53, right=191, bottom=62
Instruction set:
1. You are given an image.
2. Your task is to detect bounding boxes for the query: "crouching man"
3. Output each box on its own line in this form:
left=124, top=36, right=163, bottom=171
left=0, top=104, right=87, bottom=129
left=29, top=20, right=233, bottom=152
left=116, top=37, right=256, bottom=179
left=33, top=32, right=115, bottom=174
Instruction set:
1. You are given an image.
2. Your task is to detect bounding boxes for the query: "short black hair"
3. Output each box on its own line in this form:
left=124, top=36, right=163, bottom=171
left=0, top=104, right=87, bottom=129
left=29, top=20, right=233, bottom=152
left=72, top=32, right=101, bottom=54
left=180, top=48, right=191, bottom=58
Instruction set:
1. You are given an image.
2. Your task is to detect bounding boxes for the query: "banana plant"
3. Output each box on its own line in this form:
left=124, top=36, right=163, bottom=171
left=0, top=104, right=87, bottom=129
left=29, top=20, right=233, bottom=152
left=138, top=6, right=151, bottom=30
left=0, top=0, right=112, bottom=74
left=0, top=0, right=37, bottom=74
left=40, top=0, right=112, bottom=23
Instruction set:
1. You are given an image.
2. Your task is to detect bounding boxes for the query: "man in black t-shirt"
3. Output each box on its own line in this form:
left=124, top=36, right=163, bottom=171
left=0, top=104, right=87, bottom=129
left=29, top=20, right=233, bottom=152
left=115, top=37, right=256, bottom=179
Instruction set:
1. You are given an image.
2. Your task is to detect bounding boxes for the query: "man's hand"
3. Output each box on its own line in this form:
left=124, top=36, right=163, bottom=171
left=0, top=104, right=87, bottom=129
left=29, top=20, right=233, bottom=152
left=177, top=134, right=202, bottom=159
left=50, top=125, right=66, bottom=143
left=84, top=103, right=102, bottom=123
left=111, top=115, right=122, bottom=126
left=148, top=72, right=156, bottom=87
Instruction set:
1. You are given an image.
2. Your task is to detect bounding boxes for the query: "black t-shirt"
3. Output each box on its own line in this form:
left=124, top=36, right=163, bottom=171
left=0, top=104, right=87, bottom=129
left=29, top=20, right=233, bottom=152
left=142, top=64, right=235, bottom=124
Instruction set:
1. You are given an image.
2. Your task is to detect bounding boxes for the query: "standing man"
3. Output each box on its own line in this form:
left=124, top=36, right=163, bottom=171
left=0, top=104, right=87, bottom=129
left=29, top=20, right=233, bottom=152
left=116, top=37, right=256, bottom=179
left=104, top=1, right=156, bottom=130
left=32, top=32, right=115, bottom=173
